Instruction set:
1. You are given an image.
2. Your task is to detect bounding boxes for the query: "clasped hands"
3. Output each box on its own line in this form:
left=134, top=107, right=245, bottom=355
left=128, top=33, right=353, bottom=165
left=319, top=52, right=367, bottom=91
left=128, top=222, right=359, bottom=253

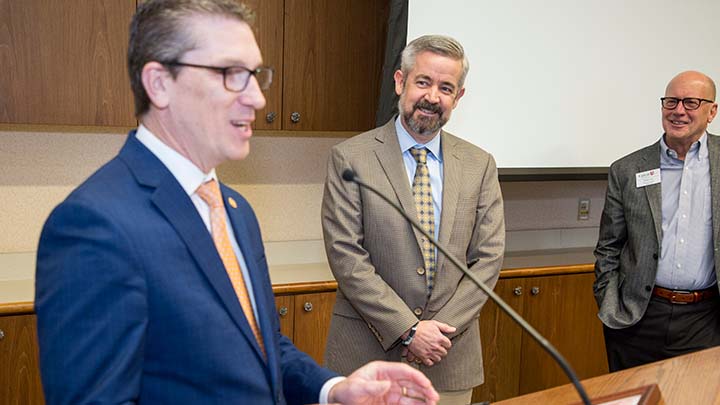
left=401, top=320, right=456, bottom=367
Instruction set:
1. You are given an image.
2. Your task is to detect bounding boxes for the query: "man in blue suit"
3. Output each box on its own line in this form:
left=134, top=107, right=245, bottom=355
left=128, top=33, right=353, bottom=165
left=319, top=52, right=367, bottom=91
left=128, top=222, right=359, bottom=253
left=34, top=0, right=439, bottom=404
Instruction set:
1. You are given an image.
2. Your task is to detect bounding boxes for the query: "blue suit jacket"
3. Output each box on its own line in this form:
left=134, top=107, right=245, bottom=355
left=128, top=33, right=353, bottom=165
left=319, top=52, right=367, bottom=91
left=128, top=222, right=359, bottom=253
left=35, top=132, right=336, bottom=404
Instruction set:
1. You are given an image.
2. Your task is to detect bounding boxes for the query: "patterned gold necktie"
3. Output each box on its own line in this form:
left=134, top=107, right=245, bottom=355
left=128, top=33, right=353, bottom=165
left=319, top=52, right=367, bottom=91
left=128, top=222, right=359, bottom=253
left=196, top=179, right=265, bottom=356
left=410, top=147, right=437, bottom=295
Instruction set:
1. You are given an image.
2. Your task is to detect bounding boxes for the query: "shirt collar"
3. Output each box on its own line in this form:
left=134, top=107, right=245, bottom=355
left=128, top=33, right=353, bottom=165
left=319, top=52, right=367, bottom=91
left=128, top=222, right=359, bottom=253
left=660, top=131, right=708, bottom=161
left=135, top=124, right=217, bottom=196
left=394, top=116, right=443, bottom=161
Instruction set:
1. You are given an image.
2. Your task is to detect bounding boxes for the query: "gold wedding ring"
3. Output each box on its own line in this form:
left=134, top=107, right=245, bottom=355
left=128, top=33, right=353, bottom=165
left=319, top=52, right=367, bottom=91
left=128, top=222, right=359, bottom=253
left=402, top=386, right=408, bottom=396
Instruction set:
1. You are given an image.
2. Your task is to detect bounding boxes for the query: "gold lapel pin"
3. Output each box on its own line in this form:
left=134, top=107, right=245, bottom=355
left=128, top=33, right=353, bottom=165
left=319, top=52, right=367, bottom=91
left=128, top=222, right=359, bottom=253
left=228, top=197, right=238, bottom=209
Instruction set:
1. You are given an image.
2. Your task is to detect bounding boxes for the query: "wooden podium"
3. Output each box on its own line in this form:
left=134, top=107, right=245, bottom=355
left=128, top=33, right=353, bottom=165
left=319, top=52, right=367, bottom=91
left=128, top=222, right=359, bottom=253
left=493, top=346, right=720, bottom=404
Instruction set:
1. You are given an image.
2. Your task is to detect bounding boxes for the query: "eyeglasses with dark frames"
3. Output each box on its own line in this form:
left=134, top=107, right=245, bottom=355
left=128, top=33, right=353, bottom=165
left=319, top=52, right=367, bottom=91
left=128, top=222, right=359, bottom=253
left=660, top=97, right=715, bottom=111
left=165, top=61, right=273, bottom=92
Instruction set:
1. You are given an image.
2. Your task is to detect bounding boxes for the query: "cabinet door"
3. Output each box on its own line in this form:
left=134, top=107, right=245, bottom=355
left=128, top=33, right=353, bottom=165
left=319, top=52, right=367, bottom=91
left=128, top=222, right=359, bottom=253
left=1, top=0, right=136, bottom=127
left=244, top=0, right=284, bottom=130
left=275, top=295, right=295, bottom=340
left=282, top=0, right=389, bottom=131
left=474, top=278, right=527, bottom=403
left=292, top=291, right=335, bottom=364
left=518, top=273, right=609, bottom=394
left=0, top=314, right=45, bottom=404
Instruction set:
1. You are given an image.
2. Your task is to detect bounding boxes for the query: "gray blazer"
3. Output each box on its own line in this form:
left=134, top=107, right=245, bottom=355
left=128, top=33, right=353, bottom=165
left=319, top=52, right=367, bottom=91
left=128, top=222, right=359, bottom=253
left=321, top=119, right=505, bottom=390
left=594, top=134, right=720, bottom=329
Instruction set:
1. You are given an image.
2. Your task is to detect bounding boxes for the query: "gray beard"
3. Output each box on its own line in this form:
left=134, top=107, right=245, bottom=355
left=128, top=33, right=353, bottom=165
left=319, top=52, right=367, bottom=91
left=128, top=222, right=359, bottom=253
left=403, top=108, right=447, bottom=137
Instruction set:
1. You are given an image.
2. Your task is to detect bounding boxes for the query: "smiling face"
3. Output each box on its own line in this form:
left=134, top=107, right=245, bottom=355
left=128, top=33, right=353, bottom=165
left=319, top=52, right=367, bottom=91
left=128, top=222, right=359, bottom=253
left=394, top=51, right=465, bottom=143
left=144, top=14, right=266, bottom=172
left=662, top=71, right=717, bottom=153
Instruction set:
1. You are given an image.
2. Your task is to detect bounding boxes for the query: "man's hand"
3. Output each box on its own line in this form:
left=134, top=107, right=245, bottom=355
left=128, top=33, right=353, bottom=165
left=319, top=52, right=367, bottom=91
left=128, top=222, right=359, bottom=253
left=403, top=320, right=456, bottom=366
left=327, top=360, right=439, bottom=404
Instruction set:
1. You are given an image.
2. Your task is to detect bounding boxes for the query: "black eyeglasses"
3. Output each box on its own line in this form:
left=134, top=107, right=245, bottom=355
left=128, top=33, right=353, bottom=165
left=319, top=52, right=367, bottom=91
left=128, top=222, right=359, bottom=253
left=165, top=61, right=273, bottom=92
left=660, top=97, right=715, bottom=111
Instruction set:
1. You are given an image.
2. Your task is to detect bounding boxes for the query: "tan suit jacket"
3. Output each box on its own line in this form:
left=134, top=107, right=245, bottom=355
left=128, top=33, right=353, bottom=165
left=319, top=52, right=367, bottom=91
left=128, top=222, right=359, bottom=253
left=321, top=119, right=505, bottom=390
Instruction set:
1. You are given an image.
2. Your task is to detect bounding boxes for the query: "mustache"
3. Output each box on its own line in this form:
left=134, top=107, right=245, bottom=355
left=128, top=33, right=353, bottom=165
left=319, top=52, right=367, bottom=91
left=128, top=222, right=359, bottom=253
left=413, top=100, right=442, bottom=114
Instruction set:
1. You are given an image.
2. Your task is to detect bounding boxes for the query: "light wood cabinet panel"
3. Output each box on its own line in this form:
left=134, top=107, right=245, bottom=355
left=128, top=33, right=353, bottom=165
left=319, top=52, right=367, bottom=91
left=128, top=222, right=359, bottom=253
left=474, top=279, right=525, bottom=402
left=274, top=290, right=335, bottom=365
left=281, top=0, right=388, bottom=131
left=474, top=272, right=608, bottom=403
left=0, top=0, right=136, bottom=127
left=0, top=314, right=44, bottom=405
left=292, top=291, right=334, bottom=364
left=519, top=273, right=608, bottom=393
left=275, top=294, right=294, bottom=339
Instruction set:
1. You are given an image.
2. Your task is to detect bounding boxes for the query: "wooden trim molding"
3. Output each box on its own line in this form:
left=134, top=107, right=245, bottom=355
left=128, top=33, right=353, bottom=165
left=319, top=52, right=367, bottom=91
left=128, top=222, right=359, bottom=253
left=0, top=302, right=34, bottom=316
left=273, top=280, right=338, bottom=295
left=0, top=263, right=594, bottom=316
left=500, top=263, right=594, bottom=279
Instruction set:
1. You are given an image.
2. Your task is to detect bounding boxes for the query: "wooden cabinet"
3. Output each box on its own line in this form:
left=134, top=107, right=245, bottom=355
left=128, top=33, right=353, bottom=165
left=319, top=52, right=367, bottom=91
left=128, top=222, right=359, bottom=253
left=0, top=314, right=44, bottom=405
left=275, top=289, right=335, bottom=364
left=473, top=270, right=609, bottom=403
left=0, top=265, right=606, bottom=404
left=247, top=0, right=389, bottom=132
left=0, top=0, right=136, bottom=127
left=1, top=1, right=388, bottom=132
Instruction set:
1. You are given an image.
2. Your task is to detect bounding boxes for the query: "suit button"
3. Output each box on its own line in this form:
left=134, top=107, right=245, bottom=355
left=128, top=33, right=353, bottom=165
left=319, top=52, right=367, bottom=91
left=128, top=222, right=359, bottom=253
left=417, top=267, right=426, bottom=275
left=652, top=253, right=658, bottom=260
left=414, top=307, right=423, bottom=316
left=645, top=285, right=652, bottom=292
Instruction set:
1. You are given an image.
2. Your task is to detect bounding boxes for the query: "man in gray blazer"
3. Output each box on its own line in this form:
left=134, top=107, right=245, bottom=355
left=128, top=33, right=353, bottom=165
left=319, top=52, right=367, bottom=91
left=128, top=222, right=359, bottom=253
left=321, top=35, right=505, bottom=404
left=594, top=70, right=720, bottom=371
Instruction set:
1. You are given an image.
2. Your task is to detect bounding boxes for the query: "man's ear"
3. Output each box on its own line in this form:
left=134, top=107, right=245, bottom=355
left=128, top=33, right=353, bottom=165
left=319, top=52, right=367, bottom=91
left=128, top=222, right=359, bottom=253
left=394, top=69, right=405, bottom=96
left=453, top=87, right=466, bottom=109
left=141, top=61, right=173, bottom=110
left=708, top=102, right=718, bottom=124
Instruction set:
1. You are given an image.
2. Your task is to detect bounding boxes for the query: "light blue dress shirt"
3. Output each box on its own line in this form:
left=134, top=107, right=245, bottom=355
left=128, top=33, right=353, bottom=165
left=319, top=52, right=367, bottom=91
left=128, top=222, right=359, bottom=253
left=656, top=133, right=716, bottom=290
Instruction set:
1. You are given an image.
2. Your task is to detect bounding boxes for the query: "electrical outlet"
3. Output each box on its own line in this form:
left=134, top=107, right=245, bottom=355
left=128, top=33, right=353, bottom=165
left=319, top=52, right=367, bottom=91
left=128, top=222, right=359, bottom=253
left=578, top=198, right=590, bottom=220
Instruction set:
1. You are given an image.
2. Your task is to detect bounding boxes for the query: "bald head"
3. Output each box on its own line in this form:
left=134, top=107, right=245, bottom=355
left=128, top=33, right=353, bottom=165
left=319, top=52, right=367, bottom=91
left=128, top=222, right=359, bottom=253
left=662, top=70, right=718, bottom=158
left=666, top=70, right=716, bottom=100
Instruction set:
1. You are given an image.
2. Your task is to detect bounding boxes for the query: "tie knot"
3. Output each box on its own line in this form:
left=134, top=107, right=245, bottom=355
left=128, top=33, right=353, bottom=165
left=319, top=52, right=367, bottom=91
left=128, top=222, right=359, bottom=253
left=410, top=147, right=428, bottom=165
left=196, top=179, right=223, bottom=209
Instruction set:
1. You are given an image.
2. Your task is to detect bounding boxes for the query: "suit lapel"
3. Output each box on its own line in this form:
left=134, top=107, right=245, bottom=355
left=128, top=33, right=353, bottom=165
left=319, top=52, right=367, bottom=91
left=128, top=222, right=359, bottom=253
left=707, top=135, right=720, bottom=279
left=436, top=132, right=461, bottom=276
left=222, top=190, right=280, bottom=388
left=638, top=142, right=663, bottom=244
left=373, top=122, right=426, bottom=247
left=121, top=134, right=268, bottom=367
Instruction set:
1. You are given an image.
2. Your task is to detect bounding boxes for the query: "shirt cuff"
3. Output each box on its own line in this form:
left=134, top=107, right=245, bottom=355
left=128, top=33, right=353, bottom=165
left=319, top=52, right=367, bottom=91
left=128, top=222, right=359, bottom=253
left=319, top=376, right=346, bottom=404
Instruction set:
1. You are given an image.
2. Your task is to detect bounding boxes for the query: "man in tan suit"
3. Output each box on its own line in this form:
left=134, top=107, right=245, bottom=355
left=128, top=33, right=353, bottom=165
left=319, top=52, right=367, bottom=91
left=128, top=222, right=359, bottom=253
left=321, top=35, right=505, bottom=404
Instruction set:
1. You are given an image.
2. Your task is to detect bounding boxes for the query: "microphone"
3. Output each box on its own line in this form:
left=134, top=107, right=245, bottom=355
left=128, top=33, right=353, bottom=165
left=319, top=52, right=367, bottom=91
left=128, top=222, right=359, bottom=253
left=341, top=168, right=591, bottom=405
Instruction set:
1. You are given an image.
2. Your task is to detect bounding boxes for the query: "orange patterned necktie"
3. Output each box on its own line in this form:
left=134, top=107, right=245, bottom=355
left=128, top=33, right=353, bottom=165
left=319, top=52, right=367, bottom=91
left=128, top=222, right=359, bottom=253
left=410, top=147, right=437, bottom=296
left=196, top=179, right=265, bottom=356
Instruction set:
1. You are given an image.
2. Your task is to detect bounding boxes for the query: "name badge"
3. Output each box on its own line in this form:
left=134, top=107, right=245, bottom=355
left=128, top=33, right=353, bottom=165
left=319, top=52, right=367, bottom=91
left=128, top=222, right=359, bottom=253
left=636, top=168, right=661, bottom=188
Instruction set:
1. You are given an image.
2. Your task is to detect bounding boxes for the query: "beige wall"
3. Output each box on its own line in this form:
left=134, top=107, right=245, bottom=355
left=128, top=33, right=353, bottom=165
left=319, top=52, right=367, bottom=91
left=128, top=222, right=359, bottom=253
left=0, top=129, right=607, bottom=277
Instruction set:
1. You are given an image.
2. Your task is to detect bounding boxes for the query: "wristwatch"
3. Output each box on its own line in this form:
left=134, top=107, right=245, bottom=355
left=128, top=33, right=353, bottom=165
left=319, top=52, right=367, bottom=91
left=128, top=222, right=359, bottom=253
left=401, top=323, right=419, bottom=347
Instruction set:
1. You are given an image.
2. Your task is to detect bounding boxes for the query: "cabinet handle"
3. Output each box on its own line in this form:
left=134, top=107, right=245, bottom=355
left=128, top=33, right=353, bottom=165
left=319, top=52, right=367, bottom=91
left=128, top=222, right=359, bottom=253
left=0, top=328, right=4, bottom=340
left=303, top=302, right=313, bottom=312
left=266, top=112, right=277, bottom=123
left=278, top=306, right=288, bottom=317
left=513, top=286, right=523, bottom=296
left=290, top=111, right=301, bottom=123
left=531, top=286, right=540, bottom=295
